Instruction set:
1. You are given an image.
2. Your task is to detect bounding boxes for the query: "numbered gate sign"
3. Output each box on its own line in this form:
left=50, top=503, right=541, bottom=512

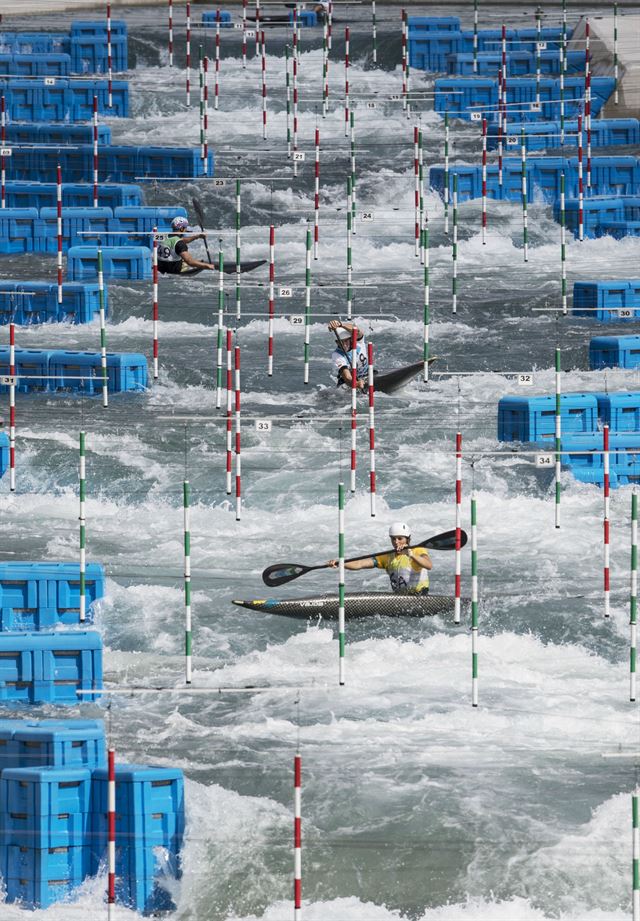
left=618, top=309, right=633, bottom=319
left=506, top=136, right=518, bottom=146
left=279, top=287, right=293, bottom=298
left=0, top=148, right=11, bottom=157
left=245, top=29, right=256, bottom=38
left=537, top=41, right=547, bottom=50
left=388, top=94, right=402, bottom=101
left=44, top=77, right=56, bottom=86
left=530, top=102, right=541, bottom=112
left=289, top=315, right=304, bottom=325
left=470, top=112, right=481, bottom=122
left=366, top=102, right=376, bottom=109
left=517, top=373, right=533, bottom=386
left=535, top=453, right=554, bottom=467
left=234, top=22, right=244, bottom=28
left=293, top=151, right=305, bottom=162
left=1, top=376, right=16, bottom=386
left=361, top=212, right=374, bottom=222
left=213, top=179, right=226, bottom=187
left=255, top=419, right=272, bottom=432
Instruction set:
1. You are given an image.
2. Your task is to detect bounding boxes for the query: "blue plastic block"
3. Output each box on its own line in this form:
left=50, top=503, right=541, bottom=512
left=8, top=53, right=71, bottom=77
left=0, top=281, right=107, bottom=326
left=4, top=122, right=112, bottom=145
left=409, top=17, right=460, bottom=32
left=202, top=10, right=233, bottom=27
left=67, top=245, right=151, bottom=280
left=0, top=432, right=8, bottom=479
left=3, top=181, right=141, bottom=209
left=0, top=766, right=91, bottom=847
left=497, top=393, right=599, bottom=443
left=590, top=335, right=640, bottom=370
left=434, top=77, right=497, bottom=117
left=0, top=207, right=37, bottom=254
left=597, top=220, right=640, bottom=240
left=70, top=20, right=128, bottom=37
left=136, top=147, right=214, bottom=180
left=0, top=631, right=102, bottom=705
left=90, top=764, right=185, bottom=819
left=560, top=433, right=604, bottom=470
left=594, top=392, right=640, bottom=432
left=48, top=350, right=148, bottom=394
left=113, top=205, right=186, bottom=238
left=0, top=561, right=105, bottom=631
left=2, top=844, right=90, bottom=909
left=70, top=79, right=129, bottom=119
left=90, top=806, right=184, bottom=850
left=13, top=724, right=106, bottom=771
left=0, top=347, right=50, bottom=393
left=573, top=280, right=640, bottom=321
left=70, top=34, right=127, bottom=74
left=37, top=206, right=114, bottom=254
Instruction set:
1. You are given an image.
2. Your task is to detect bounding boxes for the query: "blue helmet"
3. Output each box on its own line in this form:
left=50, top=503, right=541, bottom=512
left=171, top=216, right=189, bottom=232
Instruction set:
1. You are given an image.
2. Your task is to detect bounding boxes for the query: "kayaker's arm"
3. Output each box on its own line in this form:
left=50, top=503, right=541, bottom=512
left=406, top=548, right=432, bottom=571
left=327, top=558, right=374, bottom=570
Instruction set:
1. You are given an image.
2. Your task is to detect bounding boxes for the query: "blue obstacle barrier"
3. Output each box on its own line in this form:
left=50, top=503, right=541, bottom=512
left=594, top=392, right=640, bottom=432
left=589, top=335, right=640, bottom=370
left=0, top=78, right=128, bottom=122
left=486, top=119, right=640, bottom=152
left=0, top=631, right=102, bottom=705
left=37, top=206, right=115, bottom=253
left=0, top=432, right=7, bottom=479
left=0, top=53, right=71, bottom=77
left=67, top=245, right=151, bottom=280
left=201, top=10, right=234, bottom=27
left=408, top=31, right=462, bottom=72
left=574, top=280, right=640, bottom=322
left=48, top=350, right=148, bottom=394
left=4, top=181, right=143, bottom=209
left=0, top=561, right=105, bottom=630
left=0, top=347, right=50, bottom=392
left=3, top=122, right=112, bottom=144
left=497, top=393, right=598, bottom=443
left=0, top=208, right=38, bottom=253
left=0, top=765, right=92, bottom=847
left=0, top=720, right=106, bottom=770
left=597, top=220, right=640, bottom=239
left=557, top=195, right=640, bottom=239
left=0, top=281, right=107, bottom=326
left=408, top=16, right=460, bottom=33
left=1, top=841, right=90, bottom=909
left=0, top=34, right=69, bottom=55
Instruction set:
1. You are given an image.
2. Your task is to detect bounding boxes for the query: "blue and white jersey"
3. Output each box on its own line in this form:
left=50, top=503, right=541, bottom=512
left=332, top=340, right=368, bottom=385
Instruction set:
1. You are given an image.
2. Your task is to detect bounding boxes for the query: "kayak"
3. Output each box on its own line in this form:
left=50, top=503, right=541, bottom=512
left=373, top=359, right=436, bottom=395
left=166, top=259, right=267, bottom=277
left=232, top=592, right=456, bottom=619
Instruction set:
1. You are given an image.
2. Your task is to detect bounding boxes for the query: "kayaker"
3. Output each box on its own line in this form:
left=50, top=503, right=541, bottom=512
left=156, top=217, right=217, bottom=275
left=327, top=522, right=432, bottom=595
left=329, top=319, right=368, bottom=390
left=314, top=0, right=330, bottom=23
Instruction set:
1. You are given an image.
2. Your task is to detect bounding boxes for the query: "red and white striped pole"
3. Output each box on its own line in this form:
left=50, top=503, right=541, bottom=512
left=106, top=1, right=113, bottom=108
left=454, top=431, right=462, bottom=624
left=292, top=50, right=299, bottom=175
left=255, top=0, right=261, bottom=55
left=344, top=27, right=350, bottom=138
left=261, top=31, right=267, bottom=141
left=1, top=95, right=6, bottom=210
left=203, top=56, right=209, bottom=170
left=92, top=96, right=99, bottom=208
left=152, top=228, right=159, bottom=380
left=267, top=224, right=275, bottom=375
left=241, top=0, right=247, bottom=68
left=9, top=322, right=16, bottom=492
left=186, top=1, right=191, bottom=107
left=226, top=328, right=233, bottom=495
left=413, top=126, right=420, bottom=257
left=293, top=752, right=302, bottom=921
left=604, top=424, right=611, bottom=618
left=577, top=113, right=584, bottom=241
left=481, top=117, right=487, bottom=244
left=368, top=342, right=376, bottom=517
left=107, top=747, right=116, bottom=920
left=585, top=19, right=591, bottom=191
left=168, top=0, right=174, bottom=66
left=401, top=9, right=408, bottom=113
left=350, top=327, right=357, bottom=493
left=497, top=67, right=503, bottom=190
left=56, top=164, right=63, bottom=305
left=314, top=124, right=320, bottom=258
left=234, top=342, right=242, bottom=521
left=214, top=12, right=220, bottom=111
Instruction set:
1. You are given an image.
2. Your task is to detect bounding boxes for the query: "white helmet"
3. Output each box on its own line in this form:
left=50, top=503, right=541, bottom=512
left=336, top=326, right=353, bottom=342
left=389, top=521, right=411, bottom=538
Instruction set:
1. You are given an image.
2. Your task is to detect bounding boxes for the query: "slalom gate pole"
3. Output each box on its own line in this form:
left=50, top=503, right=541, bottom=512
left=1, top=96, right=5, bottom=209
left=304, top=223, right=311, bottom=384
left=481, top=117, right=487, bottom=244
left=604, top=424, right=610, bottom=618
left=344, top=27, right=350, bottom=137
left=560, top=173, right=567, bottom=314
left=79, top=431, right=87, bottom=623
left=501, top=24, right=507, bottom=141
left=203, top=55, right=209, bottom=172
left=423, top=219, right=430, bottom=382
left=577, top=114, right=583, bottom=241
left=286, top=46, right=291, bottom=159
left=255, top=0, right=261, bottom=54
left=214, top=11, right=220, bottom=111
left=92, top=96, right=99, bottom=207
left=97, top=247, right=108, bottom=407
left=199, top=48, right=205, bottom=161
left=328, top=0, right=333, bottom=51
left=346, top=178, right=353, bottom=320
left=216, top=241, right=224, bottom=407
left=614, top=2, right=619, bottom=105
left=322, top=18, right=329, bottom=117
left=183, top=479, right=192, bottom=684
left=404, top=10, right=411, bottom=118
left=471, top=487, right=478, bottom=706
left=186, top=0, right=191, bottom=107
left=314, top=124, right=320, bottom=258
left=554, top=347, right=561, bottom=528
left=350, top=112, right=356, bottom=229
left=235, top=341, right=242, bottom=520
left=535, top=6, right=541, bottom=105
left=414, top=126, right=420, bottom=257
left=630, top=491, right=637, bottom=703
left=235, top=180, right=241, bottom=319
left=418, top=126, right=424, bottom=261
left=57, top=164, right=63, bottom=304
left=444, top=111, right=450, bottom=233
left=226, top=328, right=233, bottom=495
left=585, top=19, right=591, bottom=191
left=106, top=1, right=113, bottom=108
left=268, top=223, right=275, bottom=375
left=350, top=327, right=357, bottom=493
left=371, top=0, right=377, bottom=64
left=242, top=0, right=247, bottom=68
left=472, top=0, right=478, bottom=73
left=401, top=10, right=408, bottom=115
left=9, top=322, right=15, bottom=492
left=296, top=9, right=302, bottom=63
left=261, top=31, right=267, bottom=141
left=107, top=747, right=115, bottom=920
left=452, top=174, right=458, bottom=314
left=168, top=0, right=174, bottom=67
left=292, top=7, right=298, bottom=70
left=338, top=481, right=346, bottom=686
left=560, top=0, right=566, bottom=143
left=633, top=795, right=640, bottom=921
left=521, top=128, right=528, bottom=262
left=454, top=432, right=462, bottom=624
left=294, top=752, right=302, bottom=920
left=497, top=68, right=503, bottom=190
left=293, top=49, right=299, bottom=175
left=368, top=342, right=376, bottom=517
left=152, top=229, right=159, bottom=379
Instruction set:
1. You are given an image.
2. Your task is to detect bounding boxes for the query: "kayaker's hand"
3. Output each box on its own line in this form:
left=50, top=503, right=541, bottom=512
left=327, top=559, right=338, bottom=568
left=357, top=379, right=365, bottom=390
left=328, top=320, right=342, bottom=332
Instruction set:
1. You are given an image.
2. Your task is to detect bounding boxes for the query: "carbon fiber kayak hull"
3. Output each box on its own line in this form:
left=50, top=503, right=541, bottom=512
left=374, top=359, right=436, bottom=395
left=231, top=592, right=455, bottom=619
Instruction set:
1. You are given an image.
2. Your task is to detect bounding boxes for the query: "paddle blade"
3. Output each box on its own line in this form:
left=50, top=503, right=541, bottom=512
left=216, top=259, right=267, bottom=275
left=191, top=197, right=206, bottom=230
left=262, top=562, right=317, bottom=587
left=421, top=529, right=468, bottom=551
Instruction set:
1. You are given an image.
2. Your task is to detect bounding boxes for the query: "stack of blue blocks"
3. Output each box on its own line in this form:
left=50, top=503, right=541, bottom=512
left=574, top=280, right=640, bottom=322
left=0, top=78, right=129, bottom=121
left=0, top=562, right=105, bottom=630
left=0, top=632, right=103, bottom=705
left=0, top=281, right=108, bottom=325
left=0, top=348, right=148, bottom=394
left=589, top=336, right=640, bottom=370
left=3, top=180, right=143, bottom=209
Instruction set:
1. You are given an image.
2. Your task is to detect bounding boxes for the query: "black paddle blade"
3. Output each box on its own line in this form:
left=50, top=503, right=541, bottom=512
left=422, top=529, right=468, bottom=551
left=216, top=259, right=267, bottom=275
left=191, top=197, right=206, bottom=229
left=263, top=562, right=316, bottom=587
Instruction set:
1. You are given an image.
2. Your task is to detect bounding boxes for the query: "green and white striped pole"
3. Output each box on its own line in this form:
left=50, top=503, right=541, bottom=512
left=452, top=174, right=458, bottom=314
left=613, top=3, right=619, bottom=105
left=472, top=0, right=478, bottom=73
left=216, top=240, right=224, bottom=408
left=79, top=431, right=87, bottom=623
left=633, top=795, right=639, bottom=921
left=630, top=492, right=637, bottom=702
left=183, top=480, right=192, bottom=685
left=235, top=181, right=241, bottom=321
left=471, top=490, right=478, bottom=707
left=346, top=178, right=353, bottom=320
left=555, top=347, right=561, bottom=528
left=322, top=18, right=329, bottom=118
left=444, top=111, right=450, bottom=234
left=422, top=219, right=430, bottom=382
left=560, top=173, right=567, bottom=315
left=521, top=129, right=528, bottom=262
left=304, top=223, right=311, bottom=385
left=285, top=45, right=291, bottom=159
left=371, top=0, right=377, bottom=64
left=338, top=481, right=345, bottom=686
left=198, top=45, right=205, bottom=159
left=535, top=7, right=541, bottom=105
left=97, top=247, right=108, bottom=407
left=418, top=127, right=425, bottom=263
left=350, top=111, right=356, bottom=231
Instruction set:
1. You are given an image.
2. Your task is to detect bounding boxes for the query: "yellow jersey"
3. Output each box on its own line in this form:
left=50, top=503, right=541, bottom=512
left=372, top=547, right=430, bottom=594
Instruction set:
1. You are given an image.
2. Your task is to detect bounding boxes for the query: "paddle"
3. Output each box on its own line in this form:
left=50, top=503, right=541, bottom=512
left=191, top=196, right=214, bottom=265
left=262, top=529, right=467, bottom=587
left=192, top=196, right=267, bottom=275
